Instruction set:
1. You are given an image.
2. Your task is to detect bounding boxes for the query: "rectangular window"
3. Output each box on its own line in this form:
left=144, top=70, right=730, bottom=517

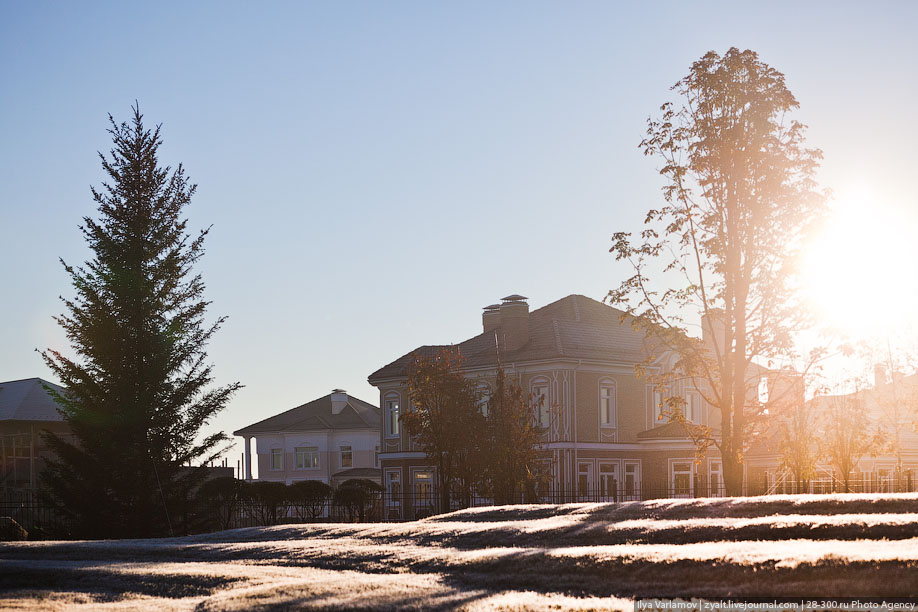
left=269, top=448, right=283, bottom=471
left=414, top=471, right=433, bottom=509
left=375, top=445, right=380, bottom=468
left=599, top=462, right=618, bottom=500
left=624, top=462, right=640, bottom=499
left=709, top=461, right=723, bottom=497
left=478, top=389, right=489, bottom=417
left=652, top=389, right=664, bottom=423
left=386, top=399, right=400, bottom=437
left=340, top=445, right=353, bottom=468
left=685, top=391, right=702, bottom=423
left=295, top=446, right=319, bottom=469
left=671, top=461, right=693, bottom=498
left=600, top=385, right=616, bottom=426
left=758, top=377, right=769, bottom=403
left=387, top=471, right=401, bottom=496
left=577, top=462, right=593, bottom=499
left=533, top=384, right=550, bottom=428
left=385, top=470, right=401, bottom=519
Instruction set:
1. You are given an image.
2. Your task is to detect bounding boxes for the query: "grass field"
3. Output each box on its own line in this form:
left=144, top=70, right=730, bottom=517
left=2, top=493, right=918, bottom=611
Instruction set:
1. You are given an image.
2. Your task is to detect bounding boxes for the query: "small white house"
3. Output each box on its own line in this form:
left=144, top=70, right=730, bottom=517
left=234, top=389, right=381, bottom=487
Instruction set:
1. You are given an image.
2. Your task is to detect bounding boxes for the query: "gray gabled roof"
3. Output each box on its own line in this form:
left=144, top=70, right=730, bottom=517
left=234, top=392, right=380, bottom=436
left=0, top=378, right=66, bottom=422
left=368, top=294, right=652, bottom=382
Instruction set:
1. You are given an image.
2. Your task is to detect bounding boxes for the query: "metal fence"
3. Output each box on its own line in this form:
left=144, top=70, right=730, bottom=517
left=4, top=476, right=916, bottom=539
left=768, top=475, right=916, bottom=495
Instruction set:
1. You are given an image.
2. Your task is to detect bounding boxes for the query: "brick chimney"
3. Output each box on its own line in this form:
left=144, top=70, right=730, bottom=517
left=498, top=294, right=530, bottom=352
left=331, top=389, right=348, bottom=414
left=482, top=304, right=501, bottom=333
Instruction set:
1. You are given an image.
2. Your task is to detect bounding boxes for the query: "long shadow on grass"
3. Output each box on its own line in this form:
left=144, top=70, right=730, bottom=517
left=434, top=553, right=918, bottom=600
left=0, top=564, right=241, bottom=601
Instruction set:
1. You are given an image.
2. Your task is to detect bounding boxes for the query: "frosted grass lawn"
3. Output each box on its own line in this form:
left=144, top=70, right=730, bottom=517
left=2, top=493, right=918, bottom=610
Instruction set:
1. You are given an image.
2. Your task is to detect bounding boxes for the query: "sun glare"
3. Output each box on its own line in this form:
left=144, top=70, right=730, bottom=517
left=801, top=186, right=918, bottom=340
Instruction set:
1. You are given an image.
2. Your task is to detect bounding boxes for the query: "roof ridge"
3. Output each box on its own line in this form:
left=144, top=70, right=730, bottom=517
left=0, top=377, right=61, bottom=387
left=552, top=319, right=564, bottom=356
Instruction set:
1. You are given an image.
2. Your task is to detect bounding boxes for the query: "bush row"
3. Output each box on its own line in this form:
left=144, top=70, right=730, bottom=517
left=197, top=477, right=384, bottom=529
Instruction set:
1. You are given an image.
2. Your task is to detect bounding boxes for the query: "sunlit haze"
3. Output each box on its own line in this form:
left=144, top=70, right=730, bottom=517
left=2, top=1, right=918, bottom=461
left=801, top=183, right=918, bottom=341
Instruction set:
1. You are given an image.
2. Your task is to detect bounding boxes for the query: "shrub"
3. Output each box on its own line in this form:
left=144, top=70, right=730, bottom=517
left=289, top=480, right=331, bottom=521
left=243, top=481, right=290, bottom=526
left=197, top=477, right=243, bottom=531
left=333, top=479, right=383, bottom=522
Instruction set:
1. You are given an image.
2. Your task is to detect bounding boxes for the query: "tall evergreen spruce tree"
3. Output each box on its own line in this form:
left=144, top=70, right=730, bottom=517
left=42, top=107, right=240, bottom=538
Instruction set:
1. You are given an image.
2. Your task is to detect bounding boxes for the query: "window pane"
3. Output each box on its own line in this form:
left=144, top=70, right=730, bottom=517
left=386, top=399, right=400, bottom=436
left=601, top=385, right=615, bottom=425
left=534, top=385, right=549, bottom=427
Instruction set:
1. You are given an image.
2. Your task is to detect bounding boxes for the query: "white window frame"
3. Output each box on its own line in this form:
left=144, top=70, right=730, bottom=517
left=648, top=384, right=665, bottom=425
left=599, top=378, right=617, bottom=428
left=477, top=383, right=490, bottom=417
left=623, top=461, right=641, bottom=500
left=412, top=468, right=435, bottom=510
left=685, top=390, right=702, bottom=423
left=386, top=470, right=402, bottom=496
left=669, top=459, right=694, bottom=498
left=598, top=461, right=620, bottom=500
left=269, top=447, right=284, bottom=471
left=530, top=377, right=550, bottom=429
left=339, top=444, right=353, bottom=468
left=577, top=461, right=594, bottom=500
left=294, top=446, right=319, bottom=470
left=708, top=459, right=724, bottom=497
left=384, top=392, right=401, bottom=438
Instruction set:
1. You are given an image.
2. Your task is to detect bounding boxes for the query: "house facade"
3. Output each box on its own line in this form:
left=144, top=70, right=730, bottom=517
left=234, top=389, right=381, bottom=487
left=0, top=378, right=71, bottom=492
left=367, top=294, right=765, bottom=517
left=745, top=366, right=918, bottom=494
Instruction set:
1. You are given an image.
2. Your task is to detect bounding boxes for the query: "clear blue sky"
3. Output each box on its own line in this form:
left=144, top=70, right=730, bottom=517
left=3, top=1, right=917, bottom=465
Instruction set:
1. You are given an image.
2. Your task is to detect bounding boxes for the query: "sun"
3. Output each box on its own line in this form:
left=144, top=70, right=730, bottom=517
left=800, top=186, right=918, bottom=340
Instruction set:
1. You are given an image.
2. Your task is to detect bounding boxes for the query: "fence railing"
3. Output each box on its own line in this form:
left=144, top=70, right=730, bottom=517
left=4, top=476, right=917, bottom=539
left=767, top=475, right=916, bottom=495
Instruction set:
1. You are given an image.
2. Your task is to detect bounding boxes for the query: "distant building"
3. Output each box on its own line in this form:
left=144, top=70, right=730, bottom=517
left=234, top=389, right=381, bottom=487
left=0, top=378, right=70, bottom=491
left=367, top=294, right=801, bottom=517
left=746, top=366, right=918, bottom=493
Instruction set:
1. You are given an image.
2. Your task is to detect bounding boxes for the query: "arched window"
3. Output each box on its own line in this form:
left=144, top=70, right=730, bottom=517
left=599, top=379, right=616, bottom=427
left=530, top=377, right=550, bottom=428
left=384, top=392, right=401, bottom=437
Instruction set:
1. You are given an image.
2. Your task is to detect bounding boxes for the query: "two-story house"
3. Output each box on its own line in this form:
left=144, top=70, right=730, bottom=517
left=234, top=389, right=381, bottom=487
left=368, top=294, right=734, bottom=517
